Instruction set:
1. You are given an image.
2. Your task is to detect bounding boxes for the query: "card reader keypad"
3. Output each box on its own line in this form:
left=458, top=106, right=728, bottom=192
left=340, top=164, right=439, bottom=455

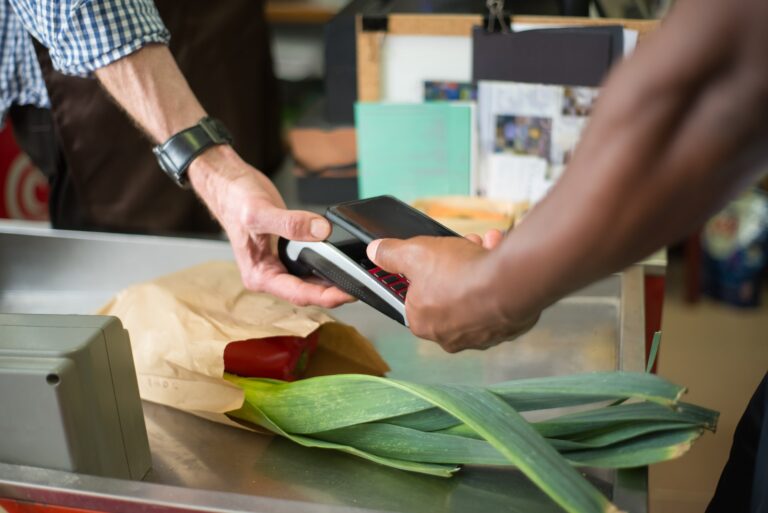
left=365, top=264, right=410, bottom=300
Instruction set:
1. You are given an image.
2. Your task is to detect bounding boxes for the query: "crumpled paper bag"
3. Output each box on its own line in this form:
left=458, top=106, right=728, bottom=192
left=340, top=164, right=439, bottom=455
left=98, top=261, right=389, bottom=427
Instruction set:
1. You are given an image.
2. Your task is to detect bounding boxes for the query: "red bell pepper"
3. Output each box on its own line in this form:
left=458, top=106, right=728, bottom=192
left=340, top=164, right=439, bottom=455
left=223, top=330, right=319, bottom=381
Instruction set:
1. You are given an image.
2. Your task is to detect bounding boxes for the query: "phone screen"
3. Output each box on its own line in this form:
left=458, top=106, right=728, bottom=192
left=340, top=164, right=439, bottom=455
left=327, top=196, right=458, bottom=243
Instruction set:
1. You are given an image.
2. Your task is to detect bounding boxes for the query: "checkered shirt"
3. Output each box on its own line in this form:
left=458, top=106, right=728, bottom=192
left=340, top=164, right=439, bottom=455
left=1, top=0, right=169, bottom=123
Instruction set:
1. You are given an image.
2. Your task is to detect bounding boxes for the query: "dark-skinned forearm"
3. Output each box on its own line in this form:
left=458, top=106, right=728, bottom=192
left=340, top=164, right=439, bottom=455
left=483, top=0, right=768, bottom=322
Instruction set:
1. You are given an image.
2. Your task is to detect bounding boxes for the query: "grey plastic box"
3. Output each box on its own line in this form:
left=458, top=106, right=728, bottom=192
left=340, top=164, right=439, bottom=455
left=0, top=314, right=151, bottom=480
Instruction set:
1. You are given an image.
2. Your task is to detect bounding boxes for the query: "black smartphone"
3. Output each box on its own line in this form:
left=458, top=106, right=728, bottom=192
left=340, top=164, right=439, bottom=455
left=326, top=195, right=459, bottom=243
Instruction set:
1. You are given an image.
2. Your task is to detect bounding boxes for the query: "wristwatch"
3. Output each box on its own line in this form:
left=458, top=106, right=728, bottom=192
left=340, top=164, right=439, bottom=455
left=153, top=117, right=234, bottom=188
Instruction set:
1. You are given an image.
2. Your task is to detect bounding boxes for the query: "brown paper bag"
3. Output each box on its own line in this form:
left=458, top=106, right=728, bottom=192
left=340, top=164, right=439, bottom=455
left=98, top=261, right=389, bottom=426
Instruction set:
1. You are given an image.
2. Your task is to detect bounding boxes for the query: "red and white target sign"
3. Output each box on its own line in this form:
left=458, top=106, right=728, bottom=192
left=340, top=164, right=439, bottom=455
left=0, top=121, right=49, bottom=220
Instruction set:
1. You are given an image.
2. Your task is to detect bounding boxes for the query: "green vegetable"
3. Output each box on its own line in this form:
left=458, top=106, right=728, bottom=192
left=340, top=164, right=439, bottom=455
left=226, top=371, right=717, bottom=513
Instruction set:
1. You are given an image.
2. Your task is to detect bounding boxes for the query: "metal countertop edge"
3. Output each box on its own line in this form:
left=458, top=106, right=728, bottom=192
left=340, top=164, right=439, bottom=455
left=619, top=266, right=646, bottom=374
left=0, top=220, right=230, bottom=249
left=0, top=462, right=388, bottom=513
left=615, top=264, right=649, bottom=513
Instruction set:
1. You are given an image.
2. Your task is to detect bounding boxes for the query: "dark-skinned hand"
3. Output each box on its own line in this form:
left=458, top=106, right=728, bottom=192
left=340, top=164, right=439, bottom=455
left=366, top=230, right=540, bottom=352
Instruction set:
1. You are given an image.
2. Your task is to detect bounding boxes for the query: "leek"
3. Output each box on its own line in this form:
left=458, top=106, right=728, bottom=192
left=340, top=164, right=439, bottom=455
left=226, top=371, right=717, bottom=513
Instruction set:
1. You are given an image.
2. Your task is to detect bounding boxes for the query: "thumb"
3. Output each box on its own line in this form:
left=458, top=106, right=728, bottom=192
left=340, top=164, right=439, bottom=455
left=243, top=205, right=331, bottom=241
left=367, top=238, right=410, bottom=275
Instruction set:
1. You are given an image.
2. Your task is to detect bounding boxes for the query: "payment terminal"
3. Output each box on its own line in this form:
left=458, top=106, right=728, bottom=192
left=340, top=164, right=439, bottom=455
left=278, top=196, right=459, bottom=325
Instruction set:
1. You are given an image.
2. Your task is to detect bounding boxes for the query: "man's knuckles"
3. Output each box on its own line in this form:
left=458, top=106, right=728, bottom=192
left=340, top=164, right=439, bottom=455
left=275, top=213, right=310, bottom=239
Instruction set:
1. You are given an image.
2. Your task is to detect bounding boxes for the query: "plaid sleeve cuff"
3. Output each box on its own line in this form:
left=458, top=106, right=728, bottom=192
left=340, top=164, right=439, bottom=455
left=49, top=0, right=170, bottom=76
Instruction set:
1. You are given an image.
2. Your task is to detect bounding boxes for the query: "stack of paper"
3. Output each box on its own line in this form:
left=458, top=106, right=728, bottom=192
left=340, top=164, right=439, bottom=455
left=354, top=24, right=641, bottom=207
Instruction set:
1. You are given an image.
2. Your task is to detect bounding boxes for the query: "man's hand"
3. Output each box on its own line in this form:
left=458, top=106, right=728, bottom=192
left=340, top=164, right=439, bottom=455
left=95, top=44, right=352, bottom=307
left=366, top=233, right=540, bottom=352
left=189, top=145, right=353, bottom=307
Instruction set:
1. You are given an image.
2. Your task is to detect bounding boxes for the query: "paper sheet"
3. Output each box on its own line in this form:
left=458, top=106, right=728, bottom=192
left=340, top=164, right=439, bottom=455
left=381, top=35, right=472, bottom=103
left=485, top=154, right=548, bottom=204
left=356, top=102, right=474, bottom=202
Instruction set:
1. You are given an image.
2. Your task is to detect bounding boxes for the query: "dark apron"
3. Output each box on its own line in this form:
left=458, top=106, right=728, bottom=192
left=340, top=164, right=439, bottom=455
left=34, top=0, right=283, bottom=235
left=707, top=372, right=768, bottom=513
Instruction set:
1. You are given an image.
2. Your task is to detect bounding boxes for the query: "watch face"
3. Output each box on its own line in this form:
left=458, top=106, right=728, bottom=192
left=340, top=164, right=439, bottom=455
left=153, top=147, right=171, bottom=173
left=153, top=144, right=187, bottom=186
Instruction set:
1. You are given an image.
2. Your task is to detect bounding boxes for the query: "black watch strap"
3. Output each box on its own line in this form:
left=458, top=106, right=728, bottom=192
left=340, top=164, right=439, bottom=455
left=153, top=117, right=233, bottom=188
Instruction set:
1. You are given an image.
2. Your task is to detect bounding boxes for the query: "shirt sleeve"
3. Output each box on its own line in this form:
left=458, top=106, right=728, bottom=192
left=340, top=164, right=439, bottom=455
left=7, top=0, right=170, bottom=77
left=1, top=2, right=51, bottom=116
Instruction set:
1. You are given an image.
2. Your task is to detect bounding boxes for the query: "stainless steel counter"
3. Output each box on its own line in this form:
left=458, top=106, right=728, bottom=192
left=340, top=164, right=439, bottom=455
left=0, top=221, right=648, bottom=513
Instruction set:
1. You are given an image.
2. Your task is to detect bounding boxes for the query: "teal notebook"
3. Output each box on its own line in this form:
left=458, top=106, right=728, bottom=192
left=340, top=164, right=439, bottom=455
left=355, top=103, right=473, bottom=202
